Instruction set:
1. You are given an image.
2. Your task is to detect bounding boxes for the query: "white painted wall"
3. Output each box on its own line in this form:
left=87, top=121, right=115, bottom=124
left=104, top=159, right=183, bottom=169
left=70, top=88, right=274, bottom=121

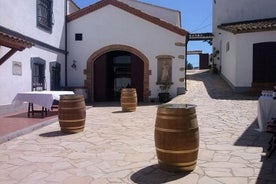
left=218, top=31, right=237, bottom=86
left=213, top=0, right=276, bottom=27
left=0, top=0, right=66, bottom=49
left=0, top=0, right=66, bottom=105
left=212, top=0, right=276, bottom=91
left=119, top=0, right=181, bottom=27
left=218, top=30, right=276, bottom=89
left=67, top=5, right=185, bottom=99
left=235, top=31, right=276, bottom=87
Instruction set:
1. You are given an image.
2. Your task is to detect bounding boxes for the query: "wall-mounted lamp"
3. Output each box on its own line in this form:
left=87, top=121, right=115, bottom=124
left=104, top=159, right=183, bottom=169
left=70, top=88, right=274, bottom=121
left=71, top=60, right=77, bottom=70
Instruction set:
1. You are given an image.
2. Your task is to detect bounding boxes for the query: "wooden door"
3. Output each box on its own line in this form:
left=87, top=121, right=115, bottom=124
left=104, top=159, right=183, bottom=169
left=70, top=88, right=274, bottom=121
left=131, top=54, right=144, bottom=101
left=94, top=54, right=107, bottom=101
left=253, top=42, right=276, bottom=83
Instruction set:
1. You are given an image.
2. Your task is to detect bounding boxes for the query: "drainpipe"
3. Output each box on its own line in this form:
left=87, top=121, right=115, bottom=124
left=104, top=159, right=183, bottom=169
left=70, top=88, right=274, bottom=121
left=185, top=33, right=189, bottom=91
left=64, top=0, right=68, bottom=88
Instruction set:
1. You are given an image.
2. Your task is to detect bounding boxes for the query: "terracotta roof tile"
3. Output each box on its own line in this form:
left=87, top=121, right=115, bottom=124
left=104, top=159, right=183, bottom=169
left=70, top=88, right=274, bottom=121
left=0, top=31, right=33, bottom=50
left=218, top=18, right=276, bottom=34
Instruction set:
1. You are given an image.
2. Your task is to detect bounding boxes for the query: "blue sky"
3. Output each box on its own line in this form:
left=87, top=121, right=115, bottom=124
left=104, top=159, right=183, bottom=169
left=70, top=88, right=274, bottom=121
left=73, top=0, right=212, bottom=67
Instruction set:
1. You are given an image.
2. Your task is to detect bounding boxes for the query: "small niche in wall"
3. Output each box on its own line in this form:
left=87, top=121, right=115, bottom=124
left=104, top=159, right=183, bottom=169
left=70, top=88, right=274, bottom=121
left=12, top=61, right=22, bottom=76
left=156, top=55, right=174, bottom=85
left=75, top=33, right=83, bottom=41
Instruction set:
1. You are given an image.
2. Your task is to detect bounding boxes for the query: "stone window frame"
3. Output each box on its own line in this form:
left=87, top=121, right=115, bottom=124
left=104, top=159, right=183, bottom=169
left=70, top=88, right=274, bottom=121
left=37, top=0, right=53, bottom=31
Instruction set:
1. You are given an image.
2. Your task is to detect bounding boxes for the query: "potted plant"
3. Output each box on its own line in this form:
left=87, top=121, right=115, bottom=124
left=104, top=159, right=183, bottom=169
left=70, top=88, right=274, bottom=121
left=158, top=83, right=171, bottom=103
left=210, top=47, right=219, bottom=74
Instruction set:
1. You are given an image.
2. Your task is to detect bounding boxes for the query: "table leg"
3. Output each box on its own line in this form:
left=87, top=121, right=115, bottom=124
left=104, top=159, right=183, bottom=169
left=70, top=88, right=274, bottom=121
left=27, top=103, right=47, bottom=118
left=41, top=107, right=48, bottom=117
left=28, top=103, right=34, bottom=117
left=28, top=103, right=31, bottom=117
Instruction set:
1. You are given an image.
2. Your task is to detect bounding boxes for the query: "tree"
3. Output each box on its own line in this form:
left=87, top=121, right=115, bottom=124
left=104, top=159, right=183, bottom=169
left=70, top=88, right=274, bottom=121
left=187, top=62, right=193, bottom=70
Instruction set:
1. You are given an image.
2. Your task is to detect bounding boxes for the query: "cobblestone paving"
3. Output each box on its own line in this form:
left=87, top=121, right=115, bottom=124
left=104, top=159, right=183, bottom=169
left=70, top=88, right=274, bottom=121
left=0, top=70, right=276, bottom=184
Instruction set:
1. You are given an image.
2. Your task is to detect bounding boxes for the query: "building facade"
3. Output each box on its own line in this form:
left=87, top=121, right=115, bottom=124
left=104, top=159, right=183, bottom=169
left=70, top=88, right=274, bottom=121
left=0, top=0, right=67, bottom=105
left=0, top=0, right=187, bottom=106
left=67, top=0, right=187, bottom=102
left=212, top=0, right=276, bottom=92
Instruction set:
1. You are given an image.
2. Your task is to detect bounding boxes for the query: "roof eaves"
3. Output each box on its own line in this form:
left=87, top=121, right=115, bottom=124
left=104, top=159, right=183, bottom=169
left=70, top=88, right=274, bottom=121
left=70, top=0, right=80, bottom=10
left=218, top=17, right=276, bottom=34
left=67, top=0, right=188, bottom=36
left=0, top=31, right=33, bottom=50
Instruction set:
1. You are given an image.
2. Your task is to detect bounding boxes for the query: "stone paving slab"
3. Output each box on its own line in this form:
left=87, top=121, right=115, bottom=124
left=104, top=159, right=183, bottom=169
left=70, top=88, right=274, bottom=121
left=0, top=70, right=276, bottom=184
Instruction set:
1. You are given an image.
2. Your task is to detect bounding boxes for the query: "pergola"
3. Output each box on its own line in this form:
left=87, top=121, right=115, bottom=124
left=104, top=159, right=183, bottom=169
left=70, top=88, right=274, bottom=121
left=0, top=30, right=33, bottom=65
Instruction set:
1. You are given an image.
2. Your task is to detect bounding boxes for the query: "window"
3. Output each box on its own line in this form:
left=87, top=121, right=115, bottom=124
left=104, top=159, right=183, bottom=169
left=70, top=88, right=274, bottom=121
left=31, top=57, right=46, bottom=90
left=75, top=33, right=83, bottom=41
left=226, top=42, right=230, bottom=52
left=37, top=0, right=53, bottom=31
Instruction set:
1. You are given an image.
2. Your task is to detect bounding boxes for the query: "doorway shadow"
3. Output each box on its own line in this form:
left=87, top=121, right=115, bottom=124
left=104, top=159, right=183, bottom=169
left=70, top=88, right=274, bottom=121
left=130, top=164, right=191, bottom=184
left=186, top=70, right=258, bottom=100
left=234, top=119, right=276, bottom=183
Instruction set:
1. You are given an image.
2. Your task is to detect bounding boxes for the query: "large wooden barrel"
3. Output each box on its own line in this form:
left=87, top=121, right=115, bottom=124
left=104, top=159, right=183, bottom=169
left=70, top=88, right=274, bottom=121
left=120, top=88, right=137, bottom=112
left=154, top=104, right=199, bottom=172
left=58, top=95, right=86, bottom=133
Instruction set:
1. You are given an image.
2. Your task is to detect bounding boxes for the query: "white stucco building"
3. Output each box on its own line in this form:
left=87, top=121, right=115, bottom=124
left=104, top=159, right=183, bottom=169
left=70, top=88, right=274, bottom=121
left=212, top=0, right=276, bottom=93
left=0, top=0, right=67, bottom=106
left=67, top=0, right=187, bottom=102
left=0, top=0, right=187, bottom=106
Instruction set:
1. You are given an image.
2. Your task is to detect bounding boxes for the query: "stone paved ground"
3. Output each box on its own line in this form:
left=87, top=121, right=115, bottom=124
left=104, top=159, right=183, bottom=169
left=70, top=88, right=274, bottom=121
left=0, top=70, right=276, bottom=184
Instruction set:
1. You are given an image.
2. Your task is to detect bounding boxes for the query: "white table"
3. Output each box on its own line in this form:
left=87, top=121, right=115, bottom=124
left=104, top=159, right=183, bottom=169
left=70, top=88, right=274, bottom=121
left=257, top=96, right=276, bottom=132
left=12, top=91, right=74, bottom=117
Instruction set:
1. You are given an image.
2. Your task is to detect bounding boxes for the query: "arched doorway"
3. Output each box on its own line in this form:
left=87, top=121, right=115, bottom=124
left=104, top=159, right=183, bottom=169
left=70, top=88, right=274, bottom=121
left=94, top=51, right=144, bottom=101
left=85, top=45, right=149, bottom=102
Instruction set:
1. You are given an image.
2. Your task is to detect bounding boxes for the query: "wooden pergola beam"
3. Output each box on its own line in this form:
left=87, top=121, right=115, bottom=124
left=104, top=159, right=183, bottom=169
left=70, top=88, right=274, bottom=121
left=0, top=48, right=17, bottom=66
left=0, top=31, right=33, bottom=65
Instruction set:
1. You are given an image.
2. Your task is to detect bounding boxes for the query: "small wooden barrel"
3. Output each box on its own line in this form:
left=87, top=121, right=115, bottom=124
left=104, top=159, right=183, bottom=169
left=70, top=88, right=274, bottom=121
left=154, top=104, right=199, bottom=172
left=58, top=95, right=86, bottom=133
left=120, top=88, right=137, bottom=112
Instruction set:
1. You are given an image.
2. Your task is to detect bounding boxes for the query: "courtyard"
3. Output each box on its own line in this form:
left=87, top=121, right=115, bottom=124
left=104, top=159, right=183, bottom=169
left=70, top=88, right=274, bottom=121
left=0, top=70, right=275, bottom=184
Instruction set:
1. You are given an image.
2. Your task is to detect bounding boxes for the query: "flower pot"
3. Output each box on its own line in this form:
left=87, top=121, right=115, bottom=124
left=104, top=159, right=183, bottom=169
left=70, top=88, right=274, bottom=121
left=158, top=92, right=170, bottom=103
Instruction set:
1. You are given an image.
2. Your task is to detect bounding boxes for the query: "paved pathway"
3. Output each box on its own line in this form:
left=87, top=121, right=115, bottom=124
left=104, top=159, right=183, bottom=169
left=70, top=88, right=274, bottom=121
left=1, top=70, right=275, bottom=184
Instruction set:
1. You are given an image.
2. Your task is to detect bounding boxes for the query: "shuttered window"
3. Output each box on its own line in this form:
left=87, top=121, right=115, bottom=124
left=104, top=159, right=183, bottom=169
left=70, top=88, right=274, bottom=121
left=37, top=0, right=53, bottom=31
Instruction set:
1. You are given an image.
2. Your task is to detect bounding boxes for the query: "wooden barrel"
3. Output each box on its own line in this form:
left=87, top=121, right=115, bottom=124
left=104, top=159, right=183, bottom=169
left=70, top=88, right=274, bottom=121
left=120, top=88, right=137, bottom=112
left=58, top=95, right=86, bottom=133
left=154, top=104, right=199, bottom=172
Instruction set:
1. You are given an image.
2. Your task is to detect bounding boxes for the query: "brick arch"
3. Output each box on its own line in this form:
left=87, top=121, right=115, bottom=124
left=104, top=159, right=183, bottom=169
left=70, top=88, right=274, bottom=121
left=85, top=44, right=150, bottom=102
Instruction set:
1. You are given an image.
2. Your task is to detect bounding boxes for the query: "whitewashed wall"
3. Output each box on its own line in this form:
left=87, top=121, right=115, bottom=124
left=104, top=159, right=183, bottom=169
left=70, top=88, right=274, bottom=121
left=67, top=5, right=185, bottom=99
left=217, top=30, right=276, bottom=90
left=218, top=31, right=237, bottom=86
left=119, top=0, right=181, bottom=27
left=0, top=0, right=66, bottom=105
left=212, top=0, right=276, bottom=91
left=213, top=0, right=276, bottom=27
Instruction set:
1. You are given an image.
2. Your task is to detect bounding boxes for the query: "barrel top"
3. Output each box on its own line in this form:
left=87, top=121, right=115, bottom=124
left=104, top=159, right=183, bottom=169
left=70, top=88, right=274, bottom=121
left=158, top=104, right=196, bottom=109
left=60, top=94, right=84, bottom=99
left=121, top=88, right=136, bottom=91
